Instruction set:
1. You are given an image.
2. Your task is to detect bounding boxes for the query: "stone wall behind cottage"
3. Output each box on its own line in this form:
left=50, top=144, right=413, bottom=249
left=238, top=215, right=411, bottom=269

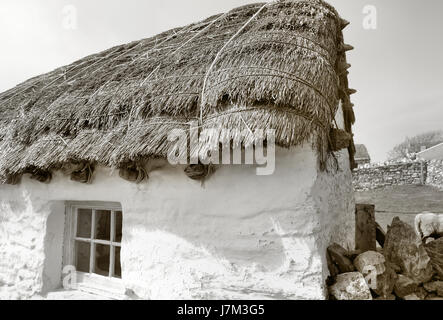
left=427, top=160, right=443, bottom=190
left=353, top=159, right=443, bottom=191
left=353, top=161, right=426, bottom=191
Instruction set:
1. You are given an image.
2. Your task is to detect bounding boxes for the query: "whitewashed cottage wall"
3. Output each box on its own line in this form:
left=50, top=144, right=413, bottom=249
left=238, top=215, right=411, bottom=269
left=0, top=144, right=353, bottom=300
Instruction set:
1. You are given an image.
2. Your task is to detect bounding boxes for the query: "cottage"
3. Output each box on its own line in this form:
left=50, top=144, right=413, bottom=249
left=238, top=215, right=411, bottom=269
left=417, top=142, right=443, bottom=161
left=0, top=0, right=356, bottom=300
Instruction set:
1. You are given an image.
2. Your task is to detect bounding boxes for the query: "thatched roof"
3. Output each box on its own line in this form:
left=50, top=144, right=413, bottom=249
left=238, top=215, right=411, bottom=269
left=0, top=0, right=356, bottom=184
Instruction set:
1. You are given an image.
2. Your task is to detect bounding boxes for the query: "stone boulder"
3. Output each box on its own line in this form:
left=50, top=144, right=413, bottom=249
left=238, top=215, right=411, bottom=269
left=425, top=295, right=443, bottom=300
left=345, top=250, right=363, bottom=261
left=353, top=251, right=397, bottom=297
left=414, top=287, right=428, bottom=300
left=394, top=275, right=418, bottom=299
left=424, top=238, right=443, bottom=279
left=384, top=217, right=434, bottom=283
left=326, top=251, right=340, bottom=278
left=354, top=251, right=385, bottom=274
left=423, top=281, right=443, bottom=297
left=329, top=272, right=372, bottom=300
left=327, top=243, right=355, bottom=274
left=415, top=213, right=443, bottom=240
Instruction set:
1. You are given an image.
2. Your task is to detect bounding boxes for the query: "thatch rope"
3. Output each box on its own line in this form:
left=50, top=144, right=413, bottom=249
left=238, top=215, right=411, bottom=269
left=63, top=162, right=94, bottom=184
left=184, top=164, right=216, bottom=182
left=199, top=2, right=271, bottom=123
left=26, top=168, right=52, bottom=184
left=119, top=161, right=148, bottom=183
left=5, top=173, right=21, bottom=185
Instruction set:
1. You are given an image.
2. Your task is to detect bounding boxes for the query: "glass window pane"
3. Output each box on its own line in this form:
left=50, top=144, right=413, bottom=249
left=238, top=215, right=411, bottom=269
left=76, top=209, right=92, bottom=238
left=115, top=211, right=122, bottom=243
left=95, top=210, right=111, bottom=241
left=75, top=241, right=90, bottom=273
left=94, top=244, right=110, bottom=276
left=114, top=247, right=121, bottom=278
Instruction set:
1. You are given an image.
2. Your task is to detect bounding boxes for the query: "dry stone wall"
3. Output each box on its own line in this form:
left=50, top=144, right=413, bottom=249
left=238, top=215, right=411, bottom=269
left=427, top=160, right=443, bottom=190
left=353, top=161, right=426, bottom=191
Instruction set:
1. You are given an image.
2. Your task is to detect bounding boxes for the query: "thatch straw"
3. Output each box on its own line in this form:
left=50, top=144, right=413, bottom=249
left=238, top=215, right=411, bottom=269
left=0, top=0, right=356, bottom=183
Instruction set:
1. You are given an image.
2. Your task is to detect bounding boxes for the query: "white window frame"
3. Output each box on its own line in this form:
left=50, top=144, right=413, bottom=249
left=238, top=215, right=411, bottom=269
left=63, top=201, right=125, bottom=297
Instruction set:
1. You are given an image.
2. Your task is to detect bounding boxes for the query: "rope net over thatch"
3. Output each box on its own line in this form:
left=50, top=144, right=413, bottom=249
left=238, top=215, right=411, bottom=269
left=0, top=0, right=356, bottom=184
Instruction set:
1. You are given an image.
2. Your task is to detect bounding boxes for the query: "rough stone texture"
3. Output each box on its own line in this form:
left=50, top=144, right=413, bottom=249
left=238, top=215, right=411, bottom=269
left=423, top=281, right=443, bottom=296
left=425, top=294, right=443, bottom=300
left=427, top=160, right=443, bottom=190
left=354, top=251, right=396, bottom=297
left=424, top=238, right=443, bottom=279
left=389, top=262, right=402, bottom=274
left=327, top=243, right=355, bottom=274
left=346, top=250, right=363, bottom=261
left=374, top=294, right=396, bottom=300
left=414, top=287, right=427, bottom=300
left=355, top=204, right=376, bottom=252
left=353, top=160, right=443, bottom=192
left=0, top=146, right=355, bottom=300
left=394, top=275, right=418, bottom=299
left=326, top=250, right=340, bottom=278
left=375, top=222, right=386, bottom=247
left=354, top=251, right=385, bottom=276
left=329, top=272, right=372, bottom=300
left=415, top=213, right=443, bottom=240
left=403, top=294, right=420, bottom=300
left=373, top=266, right=398, bottom=298
left=353, top=161, right=426, bottom=191
left=384, top=217, right=434, bottom=284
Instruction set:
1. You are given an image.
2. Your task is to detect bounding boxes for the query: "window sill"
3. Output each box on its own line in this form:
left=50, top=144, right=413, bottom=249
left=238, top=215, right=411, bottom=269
left=33, top=289, right=117, bottom=300
left=75, top=272, right=126, bottom=299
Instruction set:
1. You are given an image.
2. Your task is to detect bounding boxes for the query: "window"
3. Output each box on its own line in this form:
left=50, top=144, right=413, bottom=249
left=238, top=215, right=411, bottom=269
left=64, top=202, right=124, bottom=297
left=74, top=208, right=122, bottom=278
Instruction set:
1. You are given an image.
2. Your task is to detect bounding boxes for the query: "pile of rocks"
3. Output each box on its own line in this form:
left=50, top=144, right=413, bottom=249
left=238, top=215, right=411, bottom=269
left=327, top=217, right=443, bottom=300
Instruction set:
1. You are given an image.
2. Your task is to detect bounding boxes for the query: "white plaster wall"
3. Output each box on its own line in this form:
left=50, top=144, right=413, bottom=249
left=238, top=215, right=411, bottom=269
left=42, top=202, right=65, bottom=293
left=0, top=144, right=354, bottom=300
left=418, top=143, right=443, bottom=160
left=0, top=194, right=63, bottom=299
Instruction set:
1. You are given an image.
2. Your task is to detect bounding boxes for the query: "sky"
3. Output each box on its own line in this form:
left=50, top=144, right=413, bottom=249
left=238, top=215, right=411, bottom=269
left=0, top=0, right=442, bottom=162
